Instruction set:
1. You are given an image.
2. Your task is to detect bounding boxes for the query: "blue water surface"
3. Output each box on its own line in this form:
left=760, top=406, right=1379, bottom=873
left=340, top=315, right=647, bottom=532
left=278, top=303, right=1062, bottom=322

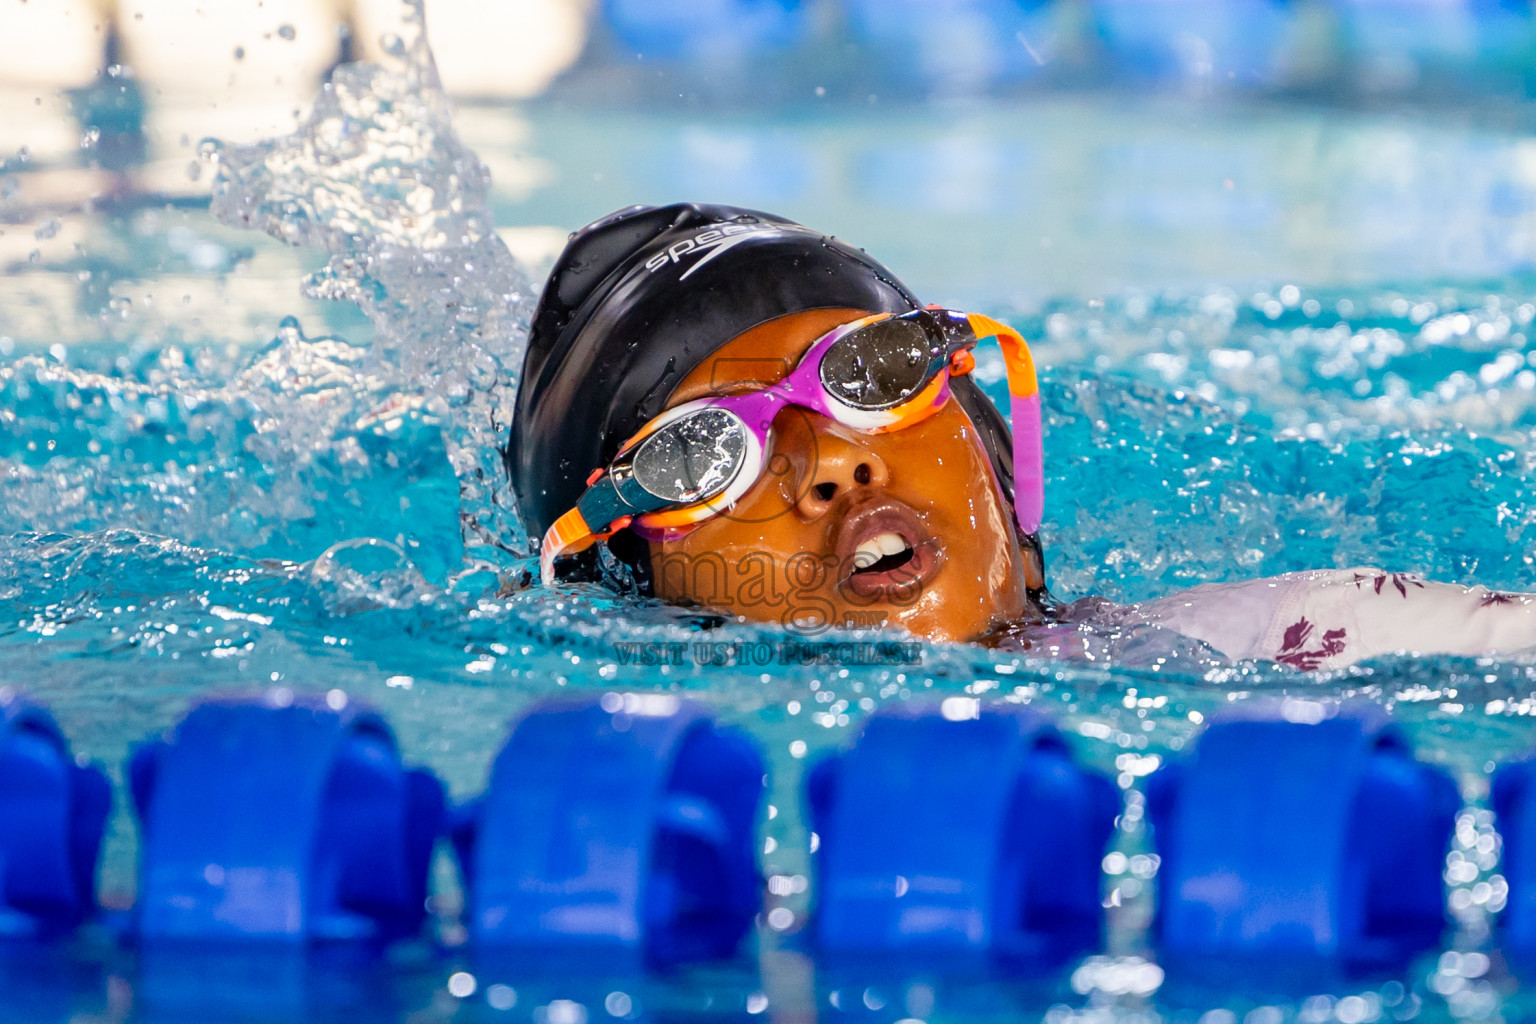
left=3, top=7, right=1536, bottom=1023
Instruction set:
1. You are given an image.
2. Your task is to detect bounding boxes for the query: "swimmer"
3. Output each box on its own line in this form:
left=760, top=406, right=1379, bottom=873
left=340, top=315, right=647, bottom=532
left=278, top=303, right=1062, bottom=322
left=507, top=203, right=1536, bottom=671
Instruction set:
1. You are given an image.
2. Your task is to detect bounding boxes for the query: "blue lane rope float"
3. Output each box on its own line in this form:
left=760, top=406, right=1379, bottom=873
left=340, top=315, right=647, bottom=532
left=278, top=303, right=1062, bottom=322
left=129, top=695, right=445, bottom=945
left=807, top=703, right=1118, bottom=959
left=0, top=690, right=1508, bottom=968
left=1492, top=756, right=1536, bottom=950
left=454, top=696, right=766, bottom=963
left=1147, top=704, right=1458, bottom=965
left=0, top=695, right=111, bottom=938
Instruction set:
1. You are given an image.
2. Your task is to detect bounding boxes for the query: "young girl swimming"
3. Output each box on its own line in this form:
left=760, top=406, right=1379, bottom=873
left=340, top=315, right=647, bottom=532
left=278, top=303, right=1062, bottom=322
left=506, top=203, right=1536, bottom=671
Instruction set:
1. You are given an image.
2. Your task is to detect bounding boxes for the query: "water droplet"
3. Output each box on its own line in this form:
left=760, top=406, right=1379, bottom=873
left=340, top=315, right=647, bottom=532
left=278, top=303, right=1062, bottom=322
left=185, top=161, right=202, bottom=182
left=233, top=46, right=245, bottom=61
left=32, top=217, right=60, bottom=240
left=380, top=32, right=406, bottom=57
left=277, top=23, right=296, bottom=41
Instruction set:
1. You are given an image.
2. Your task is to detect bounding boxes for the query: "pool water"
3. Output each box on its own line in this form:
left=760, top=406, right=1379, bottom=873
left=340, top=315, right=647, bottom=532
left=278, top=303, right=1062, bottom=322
left=4, top=5, right=1536, bottom=1022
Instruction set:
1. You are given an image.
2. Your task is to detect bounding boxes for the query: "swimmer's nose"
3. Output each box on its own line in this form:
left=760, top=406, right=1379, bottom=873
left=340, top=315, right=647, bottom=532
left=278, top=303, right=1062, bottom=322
left=795, top=433, right=889, bottom=519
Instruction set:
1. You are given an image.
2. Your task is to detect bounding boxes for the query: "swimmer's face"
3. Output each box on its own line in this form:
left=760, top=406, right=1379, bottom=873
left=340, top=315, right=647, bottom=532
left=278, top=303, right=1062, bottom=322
left=645, top=308, right=1038, bottom=642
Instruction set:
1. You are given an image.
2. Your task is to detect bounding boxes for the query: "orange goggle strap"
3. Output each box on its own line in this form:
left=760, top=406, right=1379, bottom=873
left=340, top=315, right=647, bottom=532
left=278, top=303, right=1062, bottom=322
left=966, top=313, right=1043, bottom=534
left=539, top=506, right=631, bottom=585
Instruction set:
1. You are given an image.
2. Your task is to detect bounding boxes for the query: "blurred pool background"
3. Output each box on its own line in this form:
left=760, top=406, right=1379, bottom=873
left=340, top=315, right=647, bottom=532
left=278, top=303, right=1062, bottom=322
left=5, top=0, right=1536, bottom=308
left=5, top=1, right=1536, bottom=1022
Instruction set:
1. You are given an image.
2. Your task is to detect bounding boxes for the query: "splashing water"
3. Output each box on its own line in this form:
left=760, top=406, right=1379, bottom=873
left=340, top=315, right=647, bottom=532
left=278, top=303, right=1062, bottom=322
left=208, top=0, right=533, bottom=566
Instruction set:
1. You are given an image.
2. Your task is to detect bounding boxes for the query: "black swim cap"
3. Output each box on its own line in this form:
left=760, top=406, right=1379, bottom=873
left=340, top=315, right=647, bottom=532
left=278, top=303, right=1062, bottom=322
left=506, top=202, right=1020, bottom=578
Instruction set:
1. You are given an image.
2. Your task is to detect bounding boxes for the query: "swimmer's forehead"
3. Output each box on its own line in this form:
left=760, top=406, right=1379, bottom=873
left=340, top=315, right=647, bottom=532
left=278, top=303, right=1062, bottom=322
left=666, top=307, right=873, bottom=406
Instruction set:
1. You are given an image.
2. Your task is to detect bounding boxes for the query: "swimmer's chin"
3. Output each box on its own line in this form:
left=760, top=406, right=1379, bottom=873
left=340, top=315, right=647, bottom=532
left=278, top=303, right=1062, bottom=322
left=870, top=572, right=1050, bottom=645
left=709, top=592, right=1035, bottom=646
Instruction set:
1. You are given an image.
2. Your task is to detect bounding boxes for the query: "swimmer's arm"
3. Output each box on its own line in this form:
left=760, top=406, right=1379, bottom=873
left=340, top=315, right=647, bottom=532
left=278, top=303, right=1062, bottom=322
left=1138, top=568, right=1536, bottom=670
left=1322, top=570, right=1536, bottom=665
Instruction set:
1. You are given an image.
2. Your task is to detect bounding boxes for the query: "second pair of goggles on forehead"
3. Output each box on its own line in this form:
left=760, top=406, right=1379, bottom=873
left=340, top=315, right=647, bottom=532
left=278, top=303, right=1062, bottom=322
left=540, top=307, right=1043, bottom=584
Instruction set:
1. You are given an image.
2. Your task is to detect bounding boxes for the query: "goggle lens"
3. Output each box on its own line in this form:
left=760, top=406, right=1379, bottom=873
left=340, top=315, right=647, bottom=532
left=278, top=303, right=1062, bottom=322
left=630, top=407, right=748, bottom=504
left=817, top=317, right=940, bottom=411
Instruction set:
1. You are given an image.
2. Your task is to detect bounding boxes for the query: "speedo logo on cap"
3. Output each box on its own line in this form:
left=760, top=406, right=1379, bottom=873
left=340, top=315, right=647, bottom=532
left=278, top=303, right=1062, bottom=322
left=644, top=222, right=782, bottom=281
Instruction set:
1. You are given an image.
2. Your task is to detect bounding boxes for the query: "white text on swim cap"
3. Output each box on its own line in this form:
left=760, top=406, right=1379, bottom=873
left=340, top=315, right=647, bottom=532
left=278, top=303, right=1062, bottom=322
left=644, top=223, right=782, bottom=280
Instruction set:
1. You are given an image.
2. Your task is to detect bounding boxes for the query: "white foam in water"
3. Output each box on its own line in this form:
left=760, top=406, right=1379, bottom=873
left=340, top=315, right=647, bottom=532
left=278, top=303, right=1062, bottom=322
left=208, top=0, right=534, bottom=563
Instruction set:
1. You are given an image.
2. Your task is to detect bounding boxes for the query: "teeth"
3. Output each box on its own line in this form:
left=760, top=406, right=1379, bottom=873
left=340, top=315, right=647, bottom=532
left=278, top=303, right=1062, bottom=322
left=854, top=532, right=909, bottom=569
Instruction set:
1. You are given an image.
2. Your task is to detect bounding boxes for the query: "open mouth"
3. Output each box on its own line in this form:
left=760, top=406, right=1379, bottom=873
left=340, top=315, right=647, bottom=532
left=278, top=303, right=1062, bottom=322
left=851, top=532, right=917, bottom=576
left=835, top=498, right=942, bottom=601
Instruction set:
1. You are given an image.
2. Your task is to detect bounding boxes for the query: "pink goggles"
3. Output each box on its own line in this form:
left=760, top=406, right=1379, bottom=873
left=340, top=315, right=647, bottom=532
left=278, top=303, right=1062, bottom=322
left=541, top=307, right=1042, bottom=584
